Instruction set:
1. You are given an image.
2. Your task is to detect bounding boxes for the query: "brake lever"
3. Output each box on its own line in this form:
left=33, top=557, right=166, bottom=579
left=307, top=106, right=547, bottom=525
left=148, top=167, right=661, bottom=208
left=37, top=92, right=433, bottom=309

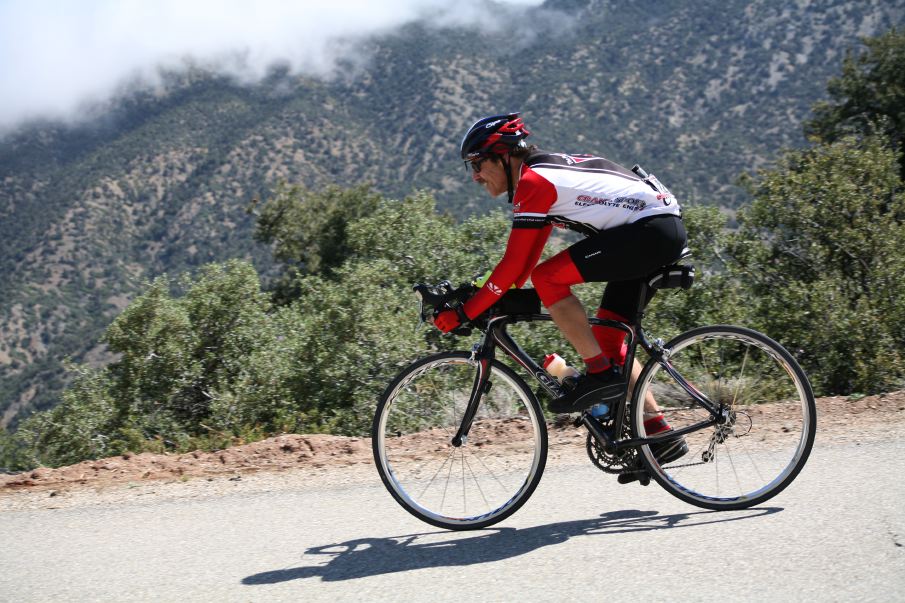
left=413, top=285, right=431, bottom=331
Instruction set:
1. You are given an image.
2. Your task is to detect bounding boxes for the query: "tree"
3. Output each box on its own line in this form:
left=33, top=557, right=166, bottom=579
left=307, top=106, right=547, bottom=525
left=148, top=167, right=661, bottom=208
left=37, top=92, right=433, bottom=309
left=12, top=260, right=298, bottom=467
left=251, top=183, right=383, bottom=302
left=273, top=192, right=513, bottom=434
left=806, top=28, right=905, bottom=175
left=730, top=134, right=905, bottom=394
left=6, top=193, right=515, bottom=466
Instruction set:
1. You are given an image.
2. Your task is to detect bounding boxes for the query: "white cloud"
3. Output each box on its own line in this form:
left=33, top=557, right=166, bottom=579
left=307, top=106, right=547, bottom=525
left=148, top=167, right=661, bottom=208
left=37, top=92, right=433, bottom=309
left=0, top=0, right=547, bottom=133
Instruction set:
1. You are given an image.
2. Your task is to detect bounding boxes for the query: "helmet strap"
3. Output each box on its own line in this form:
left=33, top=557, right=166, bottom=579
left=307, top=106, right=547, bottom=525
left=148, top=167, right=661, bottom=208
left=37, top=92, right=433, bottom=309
left=503, top=153, right=514, bottom=204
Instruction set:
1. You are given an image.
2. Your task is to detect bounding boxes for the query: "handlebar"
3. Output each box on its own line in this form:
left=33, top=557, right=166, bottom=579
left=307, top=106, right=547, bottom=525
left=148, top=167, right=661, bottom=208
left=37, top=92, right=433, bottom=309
left=412, top=280, right=478, bottom=334
left=413, top=281, right=475, bottom=311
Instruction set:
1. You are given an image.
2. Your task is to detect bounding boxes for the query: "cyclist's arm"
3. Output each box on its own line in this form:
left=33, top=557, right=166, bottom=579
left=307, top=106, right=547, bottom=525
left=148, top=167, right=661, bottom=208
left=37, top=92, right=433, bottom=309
left=515, top=224, right=552, bottom=288
left=462, top=168, right=556, bottom=319
left=462, top=228, right=547, bottom=319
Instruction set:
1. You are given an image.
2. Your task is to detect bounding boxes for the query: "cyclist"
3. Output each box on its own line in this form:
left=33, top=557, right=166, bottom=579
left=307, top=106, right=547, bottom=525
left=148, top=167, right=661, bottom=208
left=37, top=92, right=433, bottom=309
left=434, top=112, right=687, bottom=462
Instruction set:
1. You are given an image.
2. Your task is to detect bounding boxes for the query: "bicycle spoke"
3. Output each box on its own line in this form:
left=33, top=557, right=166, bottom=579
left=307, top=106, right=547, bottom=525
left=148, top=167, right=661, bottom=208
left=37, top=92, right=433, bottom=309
left=421, top=446, right=456, bottom=501
left=463, top=453, right=491, bottom=510
left=470, top=443, right=515, bottom=495
left=729, top=423, right=767, bottom=486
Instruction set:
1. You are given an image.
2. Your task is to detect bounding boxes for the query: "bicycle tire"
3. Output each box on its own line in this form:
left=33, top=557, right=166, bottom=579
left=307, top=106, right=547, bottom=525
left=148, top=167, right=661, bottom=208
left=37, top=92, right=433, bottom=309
left=373, top=351, right=547, bottom=530
left=631, top=325, right=816, bottom=510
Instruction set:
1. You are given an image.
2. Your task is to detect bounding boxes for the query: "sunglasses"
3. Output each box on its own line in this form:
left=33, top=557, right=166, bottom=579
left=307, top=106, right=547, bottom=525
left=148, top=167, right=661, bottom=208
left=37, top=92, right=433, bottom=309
left=467, top=156, right=493, bottom=173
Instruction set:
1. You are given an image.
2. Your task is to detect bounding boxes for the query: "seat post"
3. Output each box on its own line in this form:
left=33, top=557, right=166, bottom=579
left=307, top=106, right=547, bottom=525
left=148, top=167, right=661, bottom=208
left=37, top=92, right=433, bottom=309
left=633, top=280, right=653, bottom=323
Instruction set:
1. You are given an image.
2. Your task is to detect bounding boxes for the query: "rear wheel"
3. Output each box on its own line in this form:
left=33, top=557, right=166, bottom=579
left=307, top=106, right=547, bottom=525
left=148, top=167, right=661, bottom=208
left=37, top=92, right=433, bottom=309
left=373, top=352, right=547, bottom=530
left=632, top=326, right=816, bottom=510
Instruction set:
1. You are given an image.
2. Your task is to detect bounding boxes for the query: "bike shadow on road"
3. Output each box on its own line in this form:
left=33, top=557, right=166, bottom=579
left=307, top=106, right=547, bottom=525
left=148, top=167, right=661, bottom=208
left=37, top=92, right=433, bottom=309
left=242, top=506, right=781, bottom=585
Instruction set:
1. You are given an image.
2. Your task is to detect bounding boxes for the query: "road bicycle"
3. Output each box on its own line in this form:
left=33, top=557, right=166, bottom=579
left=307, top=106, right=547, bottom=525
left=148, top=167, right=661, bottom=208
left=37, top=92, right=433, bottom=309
left=372, top=251, right=816, bottom=530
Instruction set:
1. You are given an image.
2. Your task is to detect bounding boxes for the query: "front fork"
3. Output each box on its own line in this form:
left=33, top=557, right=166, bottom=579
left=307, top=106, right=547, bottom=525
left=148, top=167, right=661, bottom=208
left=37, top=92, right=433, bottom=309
left=452, top=317, right=558, bottom=446
left=451, top=346, right=492, bottom=447
left=451, top=330, right=499, bottom=447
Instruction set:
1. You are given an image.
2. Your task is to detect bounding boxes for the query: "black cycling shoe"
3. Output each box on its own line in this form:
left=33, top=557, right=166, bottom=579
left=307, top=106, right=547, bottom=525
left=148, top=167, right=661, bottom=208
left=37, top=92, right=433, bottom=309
left=547, top=367, right=625, bottom=414
left=618, top=470, right=651, bottom=486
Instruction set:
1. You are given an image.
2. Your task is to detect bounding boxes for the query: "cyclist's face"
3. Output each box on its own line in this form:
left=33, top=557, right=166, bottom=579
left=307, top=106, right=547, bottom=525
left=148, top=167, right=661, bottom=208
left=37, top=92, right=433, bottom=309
left=471, top=155, right=508, bottom=197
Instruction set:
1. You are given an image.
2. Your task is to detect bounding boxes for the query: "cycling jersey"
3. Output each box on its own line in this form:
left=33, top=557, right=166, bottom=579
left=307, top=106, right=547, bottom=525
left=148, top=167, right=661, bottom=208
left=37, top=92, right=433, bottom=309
left=462, top=151, right=683, bottom=321
left=513, top=151, right=681, bottom=235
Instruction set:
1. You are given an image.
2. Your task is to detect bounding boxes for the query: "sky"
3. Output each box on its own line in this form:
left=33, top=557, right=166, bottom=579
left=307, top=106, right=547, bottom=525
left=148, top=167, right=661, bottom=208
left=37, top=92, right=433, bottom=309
left=0, top=0, right=546, bottom=133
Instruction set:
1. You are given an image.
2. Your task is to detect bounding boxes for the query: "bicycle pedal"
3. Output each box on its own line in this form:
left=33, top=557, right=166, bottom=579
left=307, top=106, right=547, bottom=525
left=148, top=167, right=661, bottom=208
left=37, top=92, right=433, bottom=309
left=617, top=471, right=650, bottom=486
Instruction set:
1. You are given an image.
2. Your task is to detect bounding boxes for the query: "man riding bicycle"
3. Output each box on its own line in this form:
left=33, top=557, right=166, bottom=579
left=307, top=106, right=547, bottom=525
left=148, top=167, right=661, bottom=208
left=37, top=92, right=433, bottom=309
left=433, top=112, right=688, bottom=462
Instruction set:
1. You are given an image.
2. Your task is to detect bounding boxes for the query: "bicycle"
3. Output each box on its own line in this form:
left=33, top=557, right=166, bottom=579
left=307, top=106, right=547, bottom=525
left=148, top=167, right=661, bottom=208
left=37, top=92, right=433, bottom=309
left=372, top=251, right=816, bottom=530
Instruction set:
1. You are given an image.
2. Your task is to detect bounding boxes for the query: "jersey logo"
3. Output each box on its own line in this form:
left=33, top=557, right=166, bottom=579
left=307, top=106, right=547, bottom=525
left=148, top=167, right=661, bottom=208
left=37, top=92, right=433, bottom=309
left=487, top=281, right=503, bottom=296
left=552, top=153, right=595, bottom=165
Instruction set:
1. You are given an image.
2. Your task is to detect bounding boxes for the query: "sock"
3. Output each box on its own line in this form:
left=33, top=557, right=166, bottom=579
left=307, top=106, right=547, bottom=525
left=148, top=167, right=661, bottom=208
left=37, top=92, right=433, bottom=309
left=593, top=308, right=629, bottom=366
left=643, top=414, right=670, bottom=435
left=583, top=352, right=612, bottom=375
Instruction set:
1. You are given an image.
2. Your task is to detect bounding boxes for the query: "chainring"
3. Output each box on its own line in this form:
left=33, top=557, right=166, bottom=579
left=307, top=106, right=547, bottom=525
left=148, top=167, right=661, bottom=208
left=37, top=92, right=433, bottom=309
left=585, top=411, right=637, bottom=474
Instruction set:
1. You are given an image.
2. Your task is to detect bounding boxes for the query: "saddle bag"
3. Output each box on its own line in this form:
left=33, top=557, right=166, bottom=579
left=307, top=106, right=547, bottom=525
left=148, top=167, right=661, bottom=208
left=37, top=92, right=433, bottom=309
left=647, top=264, right=695, bottom=291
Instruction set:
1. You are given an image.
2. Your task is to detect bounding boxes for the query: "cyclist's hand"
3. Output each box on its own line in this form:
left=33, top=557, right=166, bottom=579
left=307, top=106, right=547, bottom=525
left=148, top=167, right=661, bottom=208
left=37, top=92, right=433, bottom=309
left=433, top=308, right=462, bottom=333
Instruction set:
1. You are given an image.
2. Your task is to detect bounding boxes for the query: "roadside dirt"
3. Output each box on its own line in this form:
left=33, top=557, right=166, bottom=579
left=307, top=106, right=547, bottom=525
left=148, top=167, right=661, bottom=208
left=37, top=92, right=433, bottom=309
left=2, top=390, right=903, bottom=499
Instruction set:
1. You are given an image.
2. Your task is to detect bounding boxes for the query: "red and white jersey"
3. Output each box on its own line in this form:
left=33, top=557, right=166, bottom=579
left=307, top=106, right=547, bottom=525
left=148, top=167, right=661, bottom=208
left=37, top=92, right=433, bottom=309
left=512, top=151, right=681, bottom=235
left=461, top=151, right=681, bottom=320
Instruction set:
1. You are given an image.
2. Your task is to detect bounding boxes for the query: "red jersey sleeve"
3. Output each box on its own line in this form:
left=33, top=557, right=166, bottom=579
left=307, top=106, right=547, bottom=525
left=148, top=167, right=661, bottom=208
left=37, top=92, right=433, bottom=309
left=463, top=228, right=547, bottom=319
left=515, top=224, right=552, bottom=287
left=511, top=164, right=558, bottom=229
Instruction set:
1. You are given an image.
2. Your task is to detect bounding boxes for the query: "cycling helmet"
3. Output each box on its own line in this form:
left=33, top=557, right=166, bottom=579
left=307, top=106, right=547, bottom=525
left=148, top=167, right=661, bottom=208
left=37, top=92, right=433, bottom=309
left=459, top=112, right=531, bottom=160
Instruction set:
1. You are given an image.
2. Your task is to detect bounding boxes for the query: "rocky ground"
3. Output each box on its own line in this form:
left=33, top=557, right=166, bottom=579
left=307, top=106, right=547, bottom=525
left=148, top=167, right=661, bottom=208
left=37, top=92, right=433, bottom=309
left=1, top=391, right=903, bottom=511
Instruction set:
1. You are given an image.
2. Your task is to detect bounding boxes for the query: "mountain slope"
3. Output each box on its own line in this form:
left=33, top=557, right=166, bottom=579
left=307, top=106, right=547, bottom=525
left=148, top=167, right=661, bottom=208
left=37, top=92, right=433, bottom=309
left=1, top=0, right=903, bottom=426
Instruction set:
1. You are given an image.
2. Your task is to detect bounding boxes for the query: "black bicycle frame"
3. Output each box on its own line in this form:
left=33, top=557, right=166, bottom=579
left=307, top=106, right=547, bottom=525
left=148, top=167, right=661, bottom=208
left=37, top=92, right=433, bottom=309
left=450, top=313, right=727, bottom=452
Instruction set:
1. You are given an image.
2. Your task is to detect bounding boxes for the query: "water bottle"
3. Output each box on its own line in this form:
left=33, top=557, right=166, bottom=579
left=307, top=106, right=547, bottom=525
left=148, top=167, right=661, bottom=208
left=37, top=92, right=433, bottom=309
left=589, top=403, right=610, bottom=419
left=542, top=353, right=580, bottom=382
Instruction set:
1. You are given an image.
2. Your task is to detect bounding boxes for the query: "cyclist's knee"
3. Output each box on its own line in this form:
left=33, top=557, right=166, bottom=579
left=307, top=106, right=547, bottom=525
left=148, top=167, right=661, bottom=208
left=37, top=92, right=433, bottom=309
left=532, top=253, right=583, bottom=307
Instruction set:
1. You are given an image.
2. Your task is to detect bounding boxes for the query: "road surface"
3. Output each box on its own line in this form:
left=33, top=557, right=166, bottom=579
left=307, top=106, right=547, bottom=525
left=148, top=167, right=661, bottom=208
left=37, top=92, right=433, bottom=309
left=1, top=435, right=903, bottom=601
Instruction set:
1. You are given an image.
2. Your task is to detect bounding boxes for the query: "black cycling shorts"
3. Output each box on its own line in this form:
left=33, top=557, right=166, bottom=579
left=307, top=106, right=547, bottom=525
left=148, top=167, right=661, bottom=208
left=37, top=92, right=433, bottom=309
left=567, top=214, right=687, bottom=320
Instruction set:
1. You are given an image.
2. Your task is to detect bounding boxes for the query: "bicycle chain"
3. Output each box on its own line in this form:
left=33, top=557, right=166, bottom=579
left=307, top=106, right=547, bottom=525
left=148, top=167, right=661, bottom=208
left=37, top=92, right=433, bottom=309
left=587, top=407, right=756, bottom=473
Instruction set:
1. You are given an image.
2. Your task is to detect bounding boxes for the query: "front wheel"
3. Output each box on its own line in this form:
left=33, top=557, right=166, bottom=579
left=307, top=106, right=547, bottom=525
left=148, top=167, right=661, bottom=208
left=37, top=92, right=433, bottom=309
left=373, top=352, right=548, bottom=530
left=632, top=325, right=816, bottom=510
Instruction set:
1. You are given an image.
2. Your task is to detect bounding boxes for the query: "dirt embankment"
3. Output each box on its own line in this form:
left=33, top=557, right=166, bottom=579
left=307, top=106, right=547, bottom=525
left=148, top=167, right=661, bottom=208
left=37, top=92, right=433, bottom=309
left=2, top=391, right=903, bottom=496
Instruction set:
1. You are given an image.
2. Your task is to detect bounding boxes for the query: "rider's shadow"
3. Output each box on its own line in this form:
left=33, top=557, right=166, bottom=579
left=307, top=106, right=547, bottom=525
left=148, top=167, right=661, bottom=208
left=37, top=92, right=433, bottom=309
left=243, top=507, right=781, bottom=585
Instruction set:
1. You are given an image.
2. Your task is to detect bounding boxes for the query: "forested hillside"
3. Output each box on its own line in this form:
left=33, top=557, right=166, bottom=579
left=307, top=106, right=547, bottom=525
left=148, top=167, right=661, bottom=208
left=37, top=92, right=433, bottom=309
left=1, top=0, right=903, bottom=430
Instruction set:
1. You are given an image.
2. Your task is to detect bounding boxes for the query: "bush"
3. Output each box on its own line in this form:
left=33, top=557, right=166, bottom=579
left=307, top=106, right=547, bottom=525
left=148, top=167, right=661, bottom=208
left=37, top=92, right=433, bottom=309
left=729, top=134, right=905, bottom=394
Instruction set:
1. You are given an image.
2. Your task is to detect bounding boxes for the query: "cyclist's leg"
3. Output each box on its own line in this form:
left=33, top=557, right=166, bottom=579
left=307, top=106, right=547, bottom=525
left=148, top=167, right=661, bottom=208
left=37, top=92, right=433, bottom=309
left=532, top=215, right=685, bottom=392
left=531, top=252, right=601, bottom=358
left=579, top=216, right=686, bottom=419
left=573, top=215, right=687, bottom=368
left=532, top=255, right=630, bottom=377
left=593, top=283, right=658, bottom=414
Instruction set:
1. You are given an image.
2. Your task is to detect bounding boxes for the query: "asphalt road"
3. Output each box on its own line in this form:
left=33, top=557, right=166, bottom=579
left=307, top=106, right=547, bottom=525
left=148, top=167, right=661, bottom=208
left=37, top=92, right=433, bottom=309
left=1, top=437, right=903, bottom=602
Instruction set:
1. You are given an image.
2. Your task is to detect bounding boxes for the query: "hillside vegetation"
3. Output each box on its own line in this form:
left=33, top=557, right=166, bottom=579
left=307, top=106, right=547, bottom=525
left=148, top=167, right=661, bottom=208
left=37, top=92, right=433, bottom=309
left=1, top=2, right=904, bottom=466
left=2, top=0, right=903, bottom=427
left=2, top=26, right=904, bottom=471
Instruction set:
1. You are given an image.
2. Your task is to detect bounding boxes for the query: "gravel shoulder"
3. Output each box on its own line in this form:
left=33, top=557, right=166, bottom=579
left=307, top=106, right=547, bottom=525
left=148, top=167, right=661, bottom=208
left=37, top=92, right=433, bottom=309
left=2, top=390, right=903, bottom=512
